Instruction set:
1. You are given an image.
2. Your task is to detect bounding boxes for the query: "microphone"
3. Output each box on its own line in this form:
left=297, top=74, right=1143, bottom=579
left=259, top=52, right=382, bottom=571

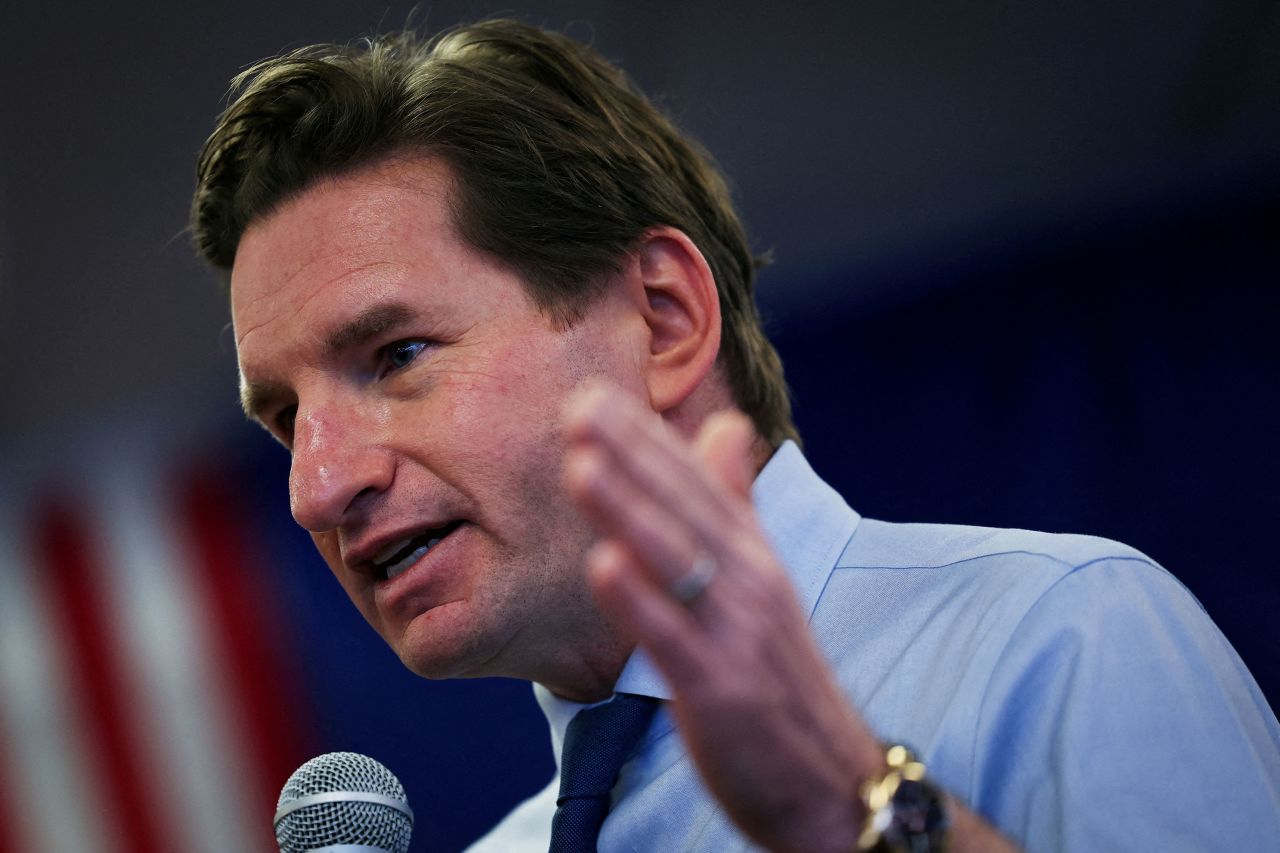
left=274, top=751, right=414, bottom=853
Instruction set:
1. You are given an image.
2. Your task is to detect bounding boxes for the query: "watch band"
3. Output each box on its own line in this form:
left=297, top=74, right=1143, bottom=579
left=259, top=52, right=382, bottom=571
left=857, top=744, right=950, bottom=853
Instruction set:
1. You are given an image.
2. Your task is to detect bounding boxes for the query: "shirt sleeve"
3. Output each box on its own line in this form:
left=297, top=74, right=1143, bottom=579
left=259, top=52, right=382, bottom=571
left=969, top=557, right=1280, bottom=851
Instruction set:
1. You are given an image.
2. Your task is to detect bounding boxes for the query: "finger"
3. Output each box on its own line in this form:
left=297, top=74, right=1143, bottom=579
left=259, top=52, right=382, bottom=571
left=586, top=538, right=709, bottom=685
left=564, top=443, right=708, bottom=593
left=693, top=409, right=756, bottom=500
left=565, top=384, right=746, bottom=556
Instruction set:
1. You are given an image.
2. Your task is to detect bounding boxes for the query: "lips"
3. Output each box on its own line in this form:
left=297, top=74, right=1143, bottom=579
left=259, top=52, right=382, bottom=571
left=369, top=521, right=464, bottom=581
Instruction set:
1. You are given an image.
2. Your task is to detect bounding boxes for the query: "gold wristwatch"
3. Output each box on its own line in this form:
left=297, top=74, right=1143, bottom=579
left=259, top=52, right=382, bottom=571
left=856, top=744, right=950, bottom=852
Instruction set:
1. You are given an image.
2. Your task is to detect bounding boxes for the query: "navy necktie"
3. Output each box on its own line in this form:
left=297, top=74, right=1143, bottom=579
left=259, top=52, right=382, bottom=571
left=548, top=693, right=660, bottom=852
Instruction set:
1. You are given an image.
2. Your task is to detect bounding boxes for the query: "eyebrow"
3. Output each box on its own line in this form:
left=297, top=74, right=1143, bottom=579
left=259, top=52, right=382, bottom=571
left=239, top=301, right=419, bottom=423
left=324, top=301, right=417, bottom=355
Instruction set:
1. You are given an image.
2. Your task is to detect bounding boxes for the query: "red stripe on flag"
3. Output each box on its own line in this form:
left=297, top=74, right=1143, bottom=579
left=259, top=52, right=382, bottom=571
left=35, top=500, right=174, bottom=853
left=0, top=724, right=32, bottom=853
left=176, top=462, right=314, bottom=838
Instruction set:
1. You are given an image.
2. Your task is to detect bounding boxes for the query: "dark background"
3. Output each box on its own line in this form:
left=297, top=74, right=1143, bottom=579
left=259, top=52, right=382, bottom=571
left=2, top=2, right=1276, bottom=850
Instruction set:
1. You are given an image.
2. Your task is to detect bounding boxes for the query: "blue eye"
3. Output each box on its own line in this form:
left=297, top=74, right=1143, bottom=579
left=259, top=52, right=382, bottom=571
left=384, top=340, right=427, bottom=371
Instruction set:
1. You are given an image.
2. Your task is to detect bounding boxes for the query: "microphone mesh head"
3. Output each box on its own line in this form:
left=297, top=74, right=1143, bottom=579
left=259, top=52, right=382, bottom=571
left=275, top=751, right=412, bottom=853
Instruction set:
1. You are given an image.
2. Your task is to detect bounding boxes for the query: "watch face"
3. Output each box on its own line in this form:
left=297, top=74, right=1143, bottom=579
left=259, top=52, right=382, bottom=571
left=886, top=778, right=948, bottom=849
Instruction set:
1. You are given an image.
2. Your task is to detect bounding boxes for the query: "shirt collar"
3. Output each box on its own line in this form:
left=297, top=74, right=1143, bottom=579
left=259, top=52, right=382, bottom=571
left=535, top=440, right=861, bottom=752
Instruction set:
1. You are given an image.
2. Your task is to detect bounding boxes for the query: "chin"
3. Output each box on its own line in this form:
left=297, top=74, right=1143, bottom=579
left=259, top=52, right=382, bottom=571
left=397, top=649, right=497, bottom=682
left=394, top=641, right=473, bottom=680
left=391, top=606, right=498, bottom=681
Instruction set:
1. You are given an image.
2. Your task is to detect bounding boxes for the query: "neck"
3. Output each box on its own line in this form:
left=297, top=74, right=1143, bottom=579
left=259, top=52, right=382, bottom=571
left=538, top=633, right=635, bottom=703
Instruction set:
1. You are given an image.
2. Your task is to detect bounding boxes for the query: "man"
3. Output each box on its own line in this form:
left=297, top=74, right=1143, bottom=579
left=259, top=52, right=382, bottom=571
left=193, top=19, right=1280, bottom=852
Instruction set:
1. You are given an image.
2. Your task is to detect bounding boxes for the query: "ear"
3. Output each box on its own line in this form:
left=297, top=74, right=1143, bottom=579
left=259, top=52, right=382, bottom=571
left=633, top=226, right=722, bottom=413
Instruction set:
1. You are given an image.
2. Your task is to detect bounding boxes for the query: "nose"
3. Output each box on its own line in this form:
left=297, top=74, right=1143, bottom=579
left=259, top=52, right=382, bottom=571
left=288, top=404, right=394, bottom=532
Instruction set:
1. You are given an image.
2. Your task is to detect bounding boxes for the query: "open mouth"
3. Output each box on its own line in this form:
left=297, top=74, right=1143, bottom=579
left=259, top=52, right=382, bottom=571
left=371, top=521, right=464, bottom=581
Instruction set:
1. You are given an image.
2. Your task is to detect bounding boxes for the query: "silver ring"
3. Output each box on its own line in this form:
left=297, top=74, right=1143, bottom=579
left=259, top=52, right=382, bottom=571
left=669, top=555, right=717, bottom=604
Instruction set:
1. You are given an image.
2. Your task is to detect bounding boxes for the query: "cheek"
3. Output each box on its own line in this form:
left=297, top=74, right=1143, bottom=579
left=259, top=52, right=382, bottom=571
left=445, top=339, right=566, bottom=431
left=457, top=352, right=574, bottom=503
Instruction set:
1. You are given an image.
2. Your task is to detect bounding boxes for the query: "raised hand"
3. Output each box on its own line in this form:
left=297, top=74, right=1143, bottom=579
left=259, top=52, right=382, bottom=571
left=563, top=382, right=884, bottom=852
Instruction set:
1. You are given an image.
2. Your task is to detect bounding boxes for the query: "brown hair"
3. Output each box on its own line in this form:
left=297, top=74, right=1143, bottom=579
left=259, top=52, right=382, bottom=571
left=192, top=19, right=798, bottom=446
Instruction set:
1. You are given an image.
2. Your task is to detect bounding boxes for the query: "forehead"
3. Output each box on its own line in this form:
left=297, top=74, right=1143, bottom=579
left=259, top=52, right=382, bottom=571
left=229, top=156, right=539, bottom=367
left=231, top=158, right=455, bottom=313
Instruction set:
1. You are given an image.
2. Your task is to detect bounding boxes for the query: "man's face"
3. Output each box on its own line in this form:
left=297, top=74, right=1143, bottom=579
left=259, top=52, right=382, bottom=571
left=231, top=156, right=643, bottom=688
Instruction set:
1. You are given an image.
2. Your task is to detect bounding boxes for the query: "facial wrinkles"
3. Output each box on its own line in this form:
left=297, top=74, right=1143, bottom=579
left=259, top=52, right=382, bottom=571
left=237, top=274, right=422, bottom=437
left=430, top=347, right=504, bottom=388
left=443, top=450, right=567, bottom=677
left=235, top=189, right=410, bottom=353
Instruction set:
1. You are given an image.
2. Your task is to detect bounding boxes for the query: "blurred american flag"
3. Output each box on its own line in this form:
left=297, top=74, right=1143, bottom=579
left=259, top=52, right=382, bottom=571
left=0, top=443, right=314, bottom=852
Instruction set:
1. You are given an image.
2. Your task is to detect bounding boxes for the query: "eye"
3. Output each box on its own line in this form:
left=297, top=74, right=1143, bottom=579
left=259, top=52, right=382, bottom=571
left=380, top=340, right=429, bottom=374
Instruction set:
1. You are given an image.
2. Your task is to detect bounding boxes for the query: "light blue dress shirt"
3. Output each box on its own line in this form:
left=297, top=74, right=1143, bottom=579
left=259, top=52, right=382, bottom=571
left=471, top=442, right=1280, bottom=851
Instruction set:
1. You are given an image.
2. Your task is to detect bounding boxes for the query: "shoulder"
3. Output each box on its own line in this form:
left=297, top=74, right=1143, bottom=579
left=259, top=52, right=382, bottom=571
left=964, top=540, right=1280, bottom=849
left=815, top=518, right=1280, bottom=849
left=809, top=516, right=1236, bottom=767
left=838, top=516, right=1154, bottom=574
left=820, top=517, right=1182, bottom=646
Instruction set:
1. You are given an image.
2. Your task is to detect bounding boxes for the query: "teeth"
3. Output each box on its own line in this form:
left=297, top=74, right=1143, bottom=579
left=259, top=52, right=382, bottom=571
left=380, top=533, right=449, bottom=581
left=373, top=536, right=417, bottom=566
left=367, top=522, right=461, bottom=581
left=385, top=541, right=432, bottom=580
